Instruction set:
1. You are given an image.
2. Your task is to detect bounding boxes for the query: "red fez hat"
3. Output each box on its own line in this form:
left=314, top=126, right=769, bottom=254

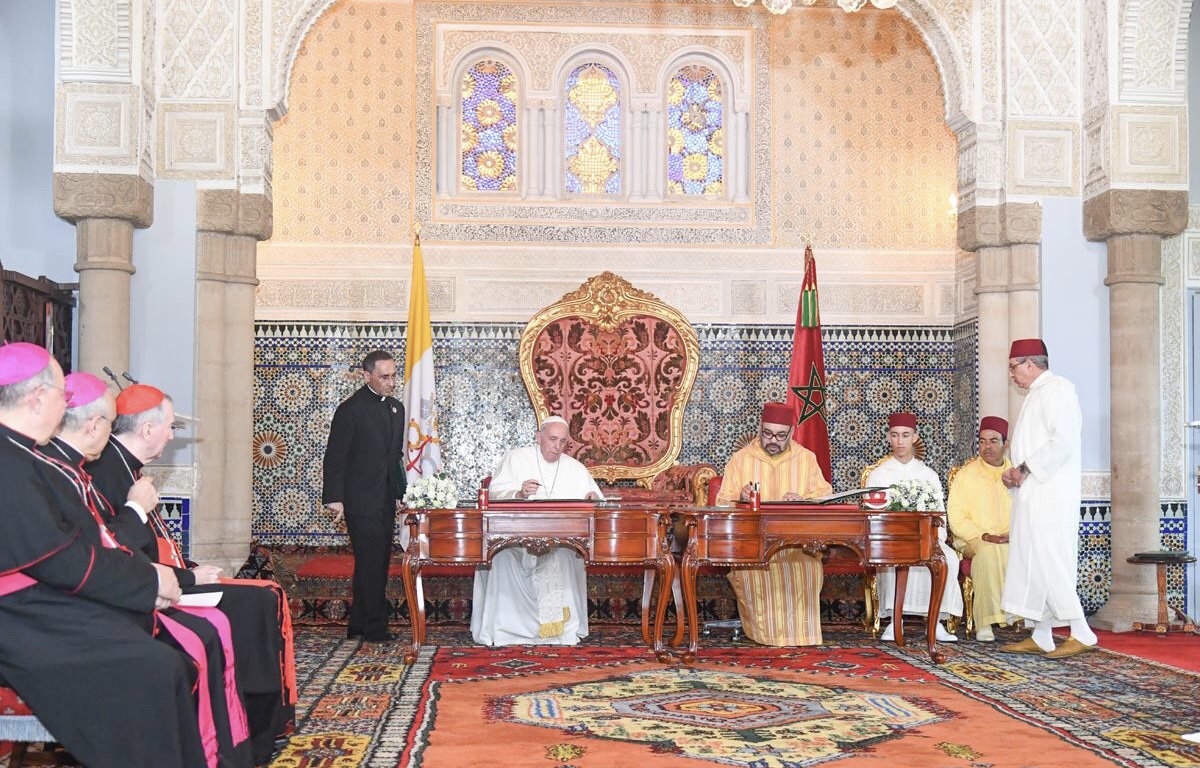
left=1009, top=338, right=1047, bottom=358
left=888, top=412, right=917, bottom=430
left=64, top=372, right=108, bottom=409
left=979, top=416, right=1008, bottom=439
left=116, top=383, right=165, bottom=416
left=0, top=342, right=51, bottom=386
left=761, top=402, right=795, bottom=426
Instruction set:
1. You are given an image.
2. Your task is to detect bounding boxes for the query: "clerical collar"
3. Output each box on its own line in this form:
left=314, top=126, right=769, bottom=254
left=47, top=437, right=86, bottom=466
left=365, top=383, right=387, bottom=401
left=109, top=435, right=145, bottom=478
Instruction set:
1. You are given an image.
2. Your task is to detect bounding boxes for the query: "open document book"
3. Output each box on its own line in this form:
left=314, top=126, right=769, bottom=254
left=758, top=487, right=890, bottom=506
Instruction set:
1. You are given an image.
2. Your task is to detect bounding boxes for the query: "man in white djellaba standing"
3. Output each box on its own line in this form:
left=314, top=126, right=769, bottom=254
left=867, top=412, right=963, bottom=643
left=471, top=416, right=603, bottom=646
left=999, top=338, right=1098, bottom=659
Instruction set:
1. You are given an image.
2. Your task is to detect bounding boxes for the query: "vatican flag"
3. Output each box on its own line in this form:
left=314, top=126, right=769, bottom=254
left=404, top=232, right=441, bottom=486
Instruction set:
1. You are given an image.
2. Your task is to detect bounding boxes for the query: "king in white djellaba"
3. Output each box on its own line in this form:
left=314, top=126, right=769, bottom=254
left=867, top=411, right=964, bottom=643
left=470, top=416, right=603, bottom=646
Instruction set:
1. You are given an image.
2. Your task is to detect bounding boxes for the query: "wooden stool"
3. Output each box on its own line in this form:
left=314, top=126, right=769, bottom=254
left=1125, top=552, right=1197, bottom=635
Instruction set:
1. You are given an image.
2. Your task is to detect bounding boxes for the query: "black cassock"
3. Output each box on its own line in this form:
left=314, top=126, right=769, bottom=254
left=44, top=438, right=255, bottom=768
left=0, top=424, right=206, bottom=768
left=88, top=436, right=294, bottom=764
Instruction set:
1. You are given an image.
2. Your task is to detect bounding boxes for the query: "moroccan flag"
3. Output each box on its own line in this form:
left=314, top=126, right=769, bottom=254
left=403, top=232, right=441, bottom=485
left=785, top=244, right=832, bottom=483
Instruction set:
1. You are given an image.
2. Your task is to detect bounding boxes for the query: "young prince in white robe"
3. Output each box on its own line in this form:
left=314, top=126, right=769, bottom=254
left=470, top=416, right=603, bottom=646
left=867, top=411, right=963, bottom=643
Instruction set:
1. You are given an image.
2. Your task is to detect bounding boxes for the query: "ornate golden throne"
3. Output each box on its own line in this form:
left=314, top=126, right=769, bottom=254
left=518, top=272, right=717, bottom=504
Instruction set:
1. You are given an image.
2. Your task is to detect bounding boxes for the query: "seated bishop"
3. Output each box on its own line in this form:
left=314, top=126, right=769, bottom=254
left=867, top=412, right=963, bottom=643
left=471, top=416, right=603, bottom=646
left=716, top=402, right=832, bottom=646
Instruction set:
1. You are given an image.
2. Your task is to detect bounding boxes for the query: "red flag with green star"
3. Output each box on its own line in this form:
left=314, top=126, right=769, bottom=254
left=786, top=244, right=832, bottom=482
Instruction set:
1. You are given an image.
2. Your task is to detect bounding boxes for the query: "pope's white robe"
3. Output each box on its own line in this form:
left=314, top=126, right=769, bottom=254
left=867, top=457, right=963, bottom=619
left=470, top=445, right=603, bottom=646
left=1001, top=371, right=1086, bottom=623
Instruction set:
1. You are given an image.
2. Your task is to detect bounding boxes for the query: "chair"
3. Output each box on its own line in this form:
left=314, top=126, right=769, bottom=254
left=945, top=463, right=974, bottom=636
left=862, top=449, right=969, bottom=636
left=0, top=685, right=59, bottom=767
left=518, top=272, right=717, bottom=502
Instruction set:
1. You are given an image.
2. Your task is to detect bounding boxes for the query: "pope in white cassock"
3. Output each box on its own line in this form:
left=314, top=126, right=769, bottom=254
left=470, top=416, right=603, bottom=646
left=999, top=338, right=1098, bottom=659
left=867, top=412, right=963, bottom=643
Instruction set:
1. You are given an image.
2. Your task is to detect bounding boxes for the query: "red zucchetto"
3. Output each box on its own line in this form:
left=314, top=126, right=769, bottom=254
left=979, top=416, right=1008, bottom=439
left=0, top=342, right=50, bottom=386
left=888, top=412, right=917, bottom=430
left=760, top=402, right=795, bottom=427
left=1009, top=338, right=1047, bottom=358
left=116, top=383, right=165, bottom=415
left=64, top=372, right=108, bottom=409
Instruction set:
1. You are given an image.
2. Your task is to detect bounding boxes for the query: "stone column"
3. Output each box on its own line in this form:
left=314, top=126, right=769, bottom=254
left=1084, top=189, right=1188, bottom=631
left=195, top=191, right=270, bottom=569
left=958, top=203, right=1043, bottom=425
left=53, top=173, right=153, bottom=376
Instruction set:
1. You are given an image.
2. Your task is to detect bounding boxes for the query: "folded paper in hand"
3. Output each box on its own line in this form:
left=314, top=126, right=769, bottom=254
left=178, top=591, right=223, bottom=607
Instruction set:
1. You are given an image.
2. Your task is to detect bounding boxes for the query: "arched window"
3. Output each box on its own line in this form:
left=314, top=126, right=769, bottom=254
left=460, top=59, right=518, bottom=192
left=666, top=64, right=724, bottom=197
left=563, top=63, right=622, bottom=195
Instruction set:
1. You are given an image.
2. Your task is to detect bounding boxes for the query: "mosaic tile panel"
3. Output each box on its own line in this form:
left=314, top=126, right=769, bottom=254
left=1078, top=502, right=1191, bottom=614
left=159, top=496, right=190, bottom=560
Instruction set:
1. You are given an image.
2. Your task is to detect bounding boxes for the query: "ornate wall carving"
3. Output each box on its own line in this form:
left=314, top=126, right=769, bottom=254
left=1006, top=0, right=1079, bottom=117
left=270, top=2, right=415, bottom=244
left=257, top=243, right=957, bottom=323
left=1119, top=0, right=1190, bottom=103
left=59, top=0, right=130, bottom=79
left=55, top=83, right=140, bottom=174
left=1007, top=120, right=1079, bottom=197
left=161, top=0, right=237, bottom=100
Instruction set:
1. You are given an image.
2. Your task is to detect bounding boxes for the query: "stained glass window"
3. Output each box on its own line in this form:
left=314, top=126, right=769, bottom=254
left=460, top=60, right=518, bottom=192
left=563, top=63, right=622, bottom=195
left=666, top=64, right=724, bottom=197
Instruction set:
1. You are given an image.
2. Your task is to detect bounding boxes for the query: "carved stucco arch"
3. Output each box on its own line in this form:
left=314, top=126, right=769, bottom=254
left=270, top=0, right=973, bottom=125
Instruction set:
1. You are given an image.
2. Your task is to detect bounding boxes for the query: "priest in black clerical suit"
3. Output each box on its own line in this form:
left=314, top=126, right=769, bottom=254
left=322, top=349, right=407, bottom=643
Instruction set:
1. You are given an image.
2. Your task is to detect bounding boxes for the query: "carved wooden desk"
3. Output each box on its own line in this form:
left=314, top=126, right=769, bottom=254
left=677, top=504, right=948, bottom=663
left=400, top=501, right=676, bottom=664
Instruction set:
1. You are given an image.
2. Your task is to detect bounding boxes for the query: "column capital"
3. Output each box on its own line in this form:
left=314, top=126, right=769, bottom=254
left=1083, top=189, right=1188, bottom=241
left=53, top=173, right=153, bottom=228
left=196, top=190, right=273, bottom=241
left=957, top=203, right=1042, bottom=252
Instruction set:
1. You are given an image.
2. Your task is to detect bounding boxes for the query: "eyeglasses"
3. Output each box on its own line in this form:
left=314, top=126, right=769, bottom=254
left=42, top=383, right=71, bottom=401
left=760, top=428, right=792, bottom=441
left=1007, top=360, right=1028, bottom=372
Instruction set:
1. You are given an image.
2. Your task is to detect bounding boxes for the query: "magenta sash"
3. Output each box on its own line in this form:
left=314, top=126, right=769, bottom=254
left=179, top=605, right=250, bottom=745
left=0, top=572, right=36, bottom=597
left=156, top=612, right=219, bottom=768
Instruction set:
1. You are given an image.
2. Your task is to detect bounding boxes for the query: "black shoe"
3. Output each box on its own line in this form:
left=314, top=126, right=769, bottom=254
left=362, top=632, right=395, bottom=643
left=346, top=631, right=363, bottom=639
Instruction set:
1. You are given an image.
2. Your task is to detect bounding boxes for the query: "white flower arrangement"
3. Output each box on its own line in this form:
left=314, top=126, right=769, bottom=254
left=886, top=479, right=944, bottom=512
left=403, top=473, right=459, bottom=510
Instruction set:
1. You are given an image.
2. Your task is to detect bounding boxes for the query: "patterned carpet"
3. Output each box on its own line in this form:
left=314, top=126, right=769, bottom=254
left=270, top=625, right=1200, bottom=768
